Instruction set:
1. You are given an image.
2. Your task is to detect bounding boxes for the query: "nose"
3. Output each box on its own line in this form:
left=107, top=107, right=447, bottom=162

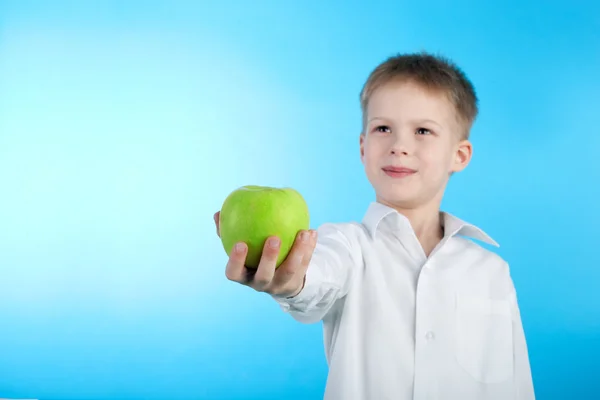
left=390, top=147, right=408, bottom=156
left=390, top=132, right=411, bottom=156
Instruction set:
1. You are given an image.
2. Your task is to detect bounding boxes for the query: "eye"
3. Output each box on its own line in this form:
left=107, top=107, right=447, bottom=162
left=374, top=125, right=391, bottom=133
left=416, top=127, right=432, bottom=135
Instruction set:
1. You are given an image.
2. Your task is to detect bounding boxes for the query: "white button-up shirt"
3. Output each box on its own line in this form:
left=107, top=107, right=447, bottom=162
left=275, top=202, right=535, bottom=400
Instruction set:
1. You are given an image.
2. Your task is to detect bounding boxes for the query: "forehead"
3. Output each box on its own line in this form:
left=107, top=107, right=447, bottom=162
left=367, top=80, right=458, bottom=126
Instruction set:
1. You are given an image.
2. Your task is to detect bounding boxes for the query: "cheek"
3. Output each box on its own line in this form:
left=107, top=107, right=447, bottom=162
left=363, top=152, right=377, bottom=171
left=362, top=141, right=380, bottom=164
left=363, top=151, right=385, bottom=179
left=417, top=145, right=436, bottom=162
left=418, top=147, right=452, bottom=172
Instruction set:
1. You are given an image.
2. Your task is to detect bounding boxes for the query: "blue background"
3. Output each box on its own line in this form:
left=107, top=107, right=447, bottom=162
left=1, top=1, right=599, bottom=399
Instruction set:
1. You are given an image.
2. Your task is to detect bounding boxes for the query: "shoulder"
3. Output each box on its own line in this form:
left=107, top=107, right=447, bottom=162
left=453, top=235, right=508, bottom=270
left=451, top=236, right=514, bottom=295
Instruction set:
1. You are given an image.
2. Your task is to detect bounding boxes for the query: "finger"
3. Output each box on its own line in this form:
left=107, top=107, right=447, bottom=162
left=224, top=242, right=248, bottom=283
left=251, top=236, right=281, bottom=291
left=213, top=211, right=221, bottom=237
left=272, top=229, right=317, bottom=287
left=298, top=229, right=318, bottom=275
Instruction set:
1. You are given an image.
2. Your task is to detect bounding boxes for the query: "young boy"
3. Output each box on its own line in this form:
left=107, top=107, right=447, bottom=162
left=214, top=52, right=535, bottom=400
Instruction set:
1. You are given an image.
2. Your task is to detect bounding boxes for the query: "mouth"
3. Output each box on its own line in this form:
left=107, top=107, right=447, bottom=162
left=382, top=165, right=417, bottom=178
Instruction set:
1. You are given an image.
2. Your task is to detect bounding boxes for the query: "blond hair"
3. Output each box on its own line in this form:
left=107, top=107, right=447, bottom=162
left=360, top=52, right=478, bottom=139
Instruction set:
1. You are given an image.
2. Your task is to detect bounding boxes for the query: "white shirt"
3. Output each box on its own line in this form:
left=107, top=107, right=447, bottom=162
left=274, top=202, right=535, bottom=400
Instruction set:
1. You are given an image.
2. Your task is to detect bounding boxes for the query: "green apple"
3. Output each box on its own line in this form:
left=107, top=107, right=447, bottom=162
left=219, top=185, right=310, bottom=268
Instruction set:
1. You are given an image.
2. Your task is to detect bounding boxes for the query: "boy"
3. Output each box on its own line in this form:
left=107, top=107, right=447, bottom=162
left=214, top=52, right=535, bottom=400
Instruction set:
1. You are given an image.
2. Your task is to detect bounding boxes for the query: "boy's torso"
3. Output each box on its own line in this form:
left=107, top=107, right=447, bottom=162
left=320, top=203, right=518, bottom=400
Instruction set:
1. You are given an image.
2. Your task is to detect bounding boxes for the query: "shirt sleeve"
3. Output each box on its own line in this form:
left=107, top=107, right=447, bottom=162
left=271, top=222, right=358, bottom=324
left=508, top=277, right=536, bottom=399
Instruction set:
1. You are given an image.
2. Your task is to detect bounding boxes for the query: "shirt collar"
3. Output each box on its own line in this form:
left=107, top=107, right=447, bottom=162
left=362, top=201, right=499, bottom=247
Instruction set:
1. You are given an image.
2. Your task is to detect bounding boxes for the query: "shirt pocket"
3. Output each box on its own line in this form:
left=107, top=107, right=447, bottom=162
left=454, top=292, right=514, bottom=384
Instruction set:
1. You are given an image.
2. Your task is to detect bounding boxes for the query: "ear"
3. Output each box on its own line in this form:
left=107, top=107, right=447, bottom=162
left=359, top=133, right=365, bottom=163
left=451, top=139, right=473, bottom=173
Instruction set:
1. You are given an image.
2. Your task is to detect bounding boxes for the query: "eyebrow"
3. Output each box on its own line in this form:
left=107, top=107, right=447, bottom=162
left=416, top=119, right=443, bottom=129
left=367, top=117, right=443, bottom=129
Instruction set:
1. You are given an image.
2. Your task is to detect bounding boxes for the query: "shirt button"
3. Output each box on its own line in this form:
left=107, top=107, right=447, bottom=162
left=425, top=331, right=435, bottom=341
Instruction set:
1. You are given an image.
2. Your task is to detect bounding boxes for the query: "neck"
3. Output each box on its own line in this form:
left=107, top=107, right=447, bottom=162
left=377, top=197, right=444, bottom=257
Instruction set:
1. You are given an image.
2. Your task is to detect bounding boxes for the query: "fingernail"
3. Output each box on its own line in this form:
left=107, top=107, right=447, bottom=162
left=301, top=231, right=309, bottom=243
left=268, top=237, right=280, bottom=248
left=310, top=230, right=317, bottom=239
left=235, top=242, right=246, bottom=253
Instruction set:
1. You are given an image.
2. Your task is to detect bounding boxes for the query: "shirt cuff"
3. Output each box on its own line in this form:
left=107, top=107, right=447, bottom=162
left=271, top=266, right=319, bottom=312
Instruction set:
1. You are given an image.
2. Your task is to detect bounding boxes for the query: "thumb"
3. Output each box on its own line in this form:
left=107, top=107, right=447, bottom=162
left=213, top=211, right=221, bottom=237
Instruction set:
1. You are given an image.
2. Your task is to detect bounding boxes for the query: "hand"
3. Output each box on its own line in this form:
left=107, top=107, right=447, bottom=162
left=213, top=211, right=317, bottom=298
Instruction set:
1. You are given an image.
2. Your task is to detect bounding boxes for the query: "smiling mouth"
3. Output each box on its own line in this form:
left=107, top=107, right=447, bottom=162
left=381, top=166, right=416, bottom=178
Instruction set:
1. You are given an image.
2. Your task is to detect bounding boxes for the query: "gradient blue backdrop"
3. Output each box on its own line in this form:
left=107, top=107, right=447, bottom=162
left=1, top=1, right=599, bottom=399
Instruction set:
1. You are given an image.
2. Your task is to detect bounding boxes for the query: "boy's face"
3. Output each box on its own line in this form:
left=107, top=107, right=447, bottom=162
left=360, top=80, right=472, bottom=210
